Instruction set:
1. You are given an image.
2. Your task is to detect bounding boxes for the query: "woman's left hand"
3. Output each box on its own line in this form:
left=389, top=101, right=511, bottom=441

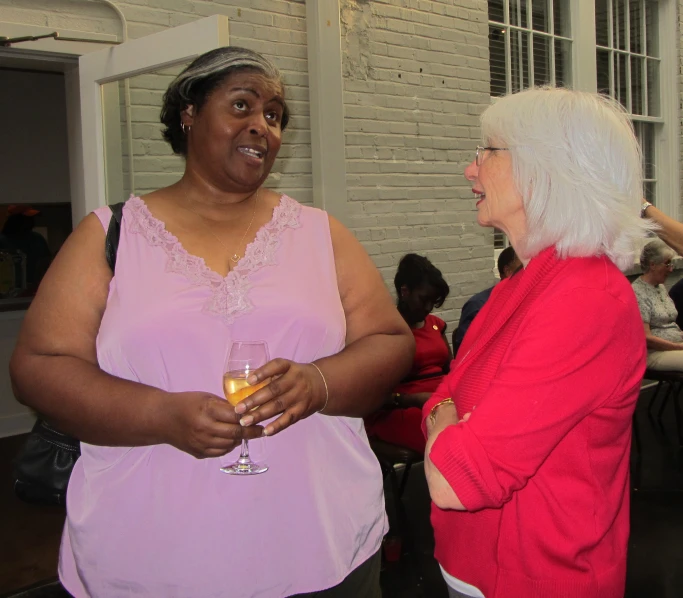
left=232, top=359, right=327, bottom=437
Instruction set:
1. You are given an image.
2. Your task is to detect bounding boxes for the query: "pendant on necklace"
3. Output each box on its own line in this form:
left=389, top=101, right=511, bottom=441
left=230, top=254, right=240, bottom=264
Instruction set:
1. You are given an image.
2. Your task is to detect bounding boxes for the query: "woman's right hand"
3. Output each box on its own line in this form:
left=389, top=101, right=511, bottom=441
left=162, top=391, right=264, bottom=459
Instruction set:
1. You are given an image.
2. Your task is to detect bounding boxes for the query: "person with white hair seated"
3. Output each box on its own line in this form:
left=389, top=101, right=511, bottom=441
left=421, top=87, right=650, bottom=598
left=632, top=239, right=683, bottom=371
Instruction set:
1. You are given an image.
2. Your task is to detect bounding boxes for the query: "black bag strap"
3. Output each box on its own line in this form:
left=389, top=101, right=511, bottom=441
left=105, top=201, right=126, bottom=273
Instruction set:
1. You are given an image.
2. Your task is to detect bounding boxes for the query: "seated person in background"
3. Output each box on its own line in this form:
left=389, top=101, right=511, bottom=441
left=365, top=254, right=452, bottom=453
left=632, top=239, right=683, bottom=371
left=668, top=277, right=683, bottom=330
left=0, top=205, right=52, bottom=293
left=452, top=245, right=520, bottom=356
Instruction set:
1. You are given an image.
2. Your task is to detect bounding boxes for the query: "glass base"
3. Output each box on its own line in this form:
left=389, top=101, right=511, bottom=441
left=220, top=458, right=268, bottom=475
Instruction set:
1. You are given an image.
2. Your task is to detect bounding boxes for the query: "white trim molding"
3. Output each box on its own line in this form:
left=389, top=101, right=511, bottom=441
left=305, top=0, right=348, bottom=225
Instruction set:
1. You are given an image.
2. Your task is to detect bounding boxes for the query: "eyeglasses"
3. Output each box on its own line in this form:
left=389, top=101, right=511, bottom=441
left=476, top=146, right=509, bottom=166
left=663, top=260, right=674, bottom=268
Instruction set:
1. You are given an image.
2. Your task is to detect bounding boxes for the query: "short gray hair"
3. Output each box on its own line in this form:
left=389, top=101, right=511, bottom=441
left=480, top=87, right=653, bottom=271
left=640, top=239, right=675, bottom=270
left=160, top=46, right=289, bottom=156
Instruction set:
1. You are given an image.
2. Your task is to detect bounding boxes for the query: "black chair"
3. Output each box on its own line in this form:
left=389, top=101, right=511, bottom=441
left=643, top=368, right=683, bottom=446
left=369, top=438, right=423, bottom=553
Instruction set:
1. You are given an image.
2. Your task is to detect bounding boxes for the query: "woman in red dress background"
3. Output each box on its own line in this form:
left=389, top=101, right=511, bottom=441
left=365, top=254, right=452, bottom=452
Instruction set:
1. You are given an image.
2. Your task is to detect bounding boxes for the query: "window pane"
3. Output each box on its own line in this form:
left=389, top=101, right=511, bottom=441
left=489, top=0, right=505, bottom=23
left=554, top=38, right=572, bottom=87
left=595, top=0, right=610, bottom=47
left=489, top=25, right=507, bottom=97
left=629, top=0, right=643, bottom=54
left=510, top=0, right=527, bottom=28
left=634, top=121, right=655, bottom=181
left=631, top=56, right=643, bottom=115
left=554, top=0, right=571, bottom=37
left=647, top=59, right=660, bottom=117
left=494, top=229, right=506, bottom=249
left=645, top=1, right=659, bottom=57
left=614, top=0, right=626, bottom=50
left=531, top=0, right=549, bottom=33
left=510, top=29, right=530, bottom=93
left=616, top=53, right=628, bottom=109
left=596, top=49, right=611, bottom=95
left=533, top=34, right=551, bottom=85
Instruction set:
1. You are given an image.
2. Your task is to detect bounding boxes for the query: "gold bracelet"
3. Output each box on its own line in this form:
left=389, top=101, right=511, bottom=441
left=429, top=398, right=454, bottom=425
left=310, top=362, right=329, bottom=414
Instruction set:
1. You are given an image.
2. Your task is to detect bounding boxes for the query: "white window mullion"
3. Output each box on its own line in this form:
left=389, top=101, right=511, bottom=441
left=529, top=30, right=534, bottom=86
left=549, top=0, right=557, bottom=85
left=642, top=0, right=649, bottom=115
left=653, top=0, right=679, bottom=219
left=626, top=0, right=633, bottom=112
left=571, top=0, right=597, bottom=92
left=527, top=0, right=534, bottom=87
left=504, top=0, right=512, bottom=94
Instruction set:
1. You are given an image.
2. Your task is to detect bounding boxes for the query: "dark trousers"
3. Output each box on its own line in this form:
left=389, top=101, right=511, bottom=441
left=290, top=550, right=382, bottom=598
left=56, top=550, right=381, bottom=598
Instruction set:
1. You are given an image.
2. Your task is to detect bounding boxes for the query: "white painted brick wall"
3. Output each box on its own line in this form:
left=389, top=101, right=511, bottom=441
left=16, top=0, right=675, bottom=336
left=341, top=0, right=493, bottom=330
left=1, top=0, right=312, bottom=204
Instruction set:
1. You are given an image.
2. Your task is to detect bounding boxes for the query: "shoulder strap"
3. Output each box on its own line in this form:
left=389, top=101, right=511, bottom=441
left=105, top=202, right=126, bottom=273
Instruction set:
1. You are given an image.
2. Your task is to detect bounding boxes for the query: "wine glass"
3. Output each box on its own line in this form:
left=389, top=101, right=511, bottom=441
left=220, top=341, right=270, bottom=475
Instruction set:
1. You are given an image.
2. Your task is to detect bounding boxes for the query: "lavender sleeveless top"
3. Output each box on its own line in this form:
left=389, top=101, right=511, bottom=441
left=59, top=195, right=387, bottom=598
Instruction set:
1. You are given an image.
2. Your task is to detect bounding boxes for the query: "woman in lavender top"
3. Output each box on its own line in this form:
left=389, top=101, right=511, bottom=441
left=10, top=47, right=414, bottom=597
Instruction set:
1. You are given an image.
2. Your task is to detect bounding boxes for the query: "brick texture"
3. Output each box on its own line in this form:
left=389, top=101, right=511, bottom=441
left=340, top=0, right=493, bottom=328
left=13, top=0, right=675, bottom=334
left=1, top=0, right=311, bottom=205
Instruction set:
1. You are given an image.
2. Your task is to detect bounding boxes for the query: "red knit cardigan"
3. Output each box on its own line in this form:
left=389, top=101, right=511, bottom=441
left=422, top=247, right=646, bottom=598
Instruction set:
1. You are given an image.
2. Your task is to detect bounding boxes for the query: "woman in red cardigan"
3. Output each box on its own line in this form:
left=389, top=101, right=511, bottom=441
left=423, top=88, right=652, bottom=598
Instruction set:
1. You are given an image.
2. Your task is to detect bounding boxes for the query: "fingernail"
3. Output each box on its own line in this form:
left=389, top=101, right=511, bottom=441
left=263, top=427, right=270, bottom=437
left=240, top=416, right=254, bottom=426
left=234, top=403, right=246, bottom=414
left=247, top=374, right=258, bottom=385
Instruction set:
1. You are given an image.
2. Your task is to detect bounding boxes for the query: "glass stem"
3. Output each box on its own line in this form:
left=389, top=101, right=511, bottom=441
left=239, top=439, right=250, bottom=462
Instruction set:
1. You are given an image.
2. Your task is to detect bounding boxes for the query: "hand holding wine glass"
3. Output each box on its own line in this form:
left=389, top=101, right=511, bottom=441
left=161, top=389, right=264, bottom=459
left=231, top=357, right=329, bottom=437
left=220, top=340, right=271, bottom=475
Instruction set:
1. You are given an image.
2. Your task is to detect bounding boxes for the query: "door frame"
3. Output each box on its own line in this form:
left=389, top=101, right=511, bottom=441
left=77, top=15, right=229, bottom=223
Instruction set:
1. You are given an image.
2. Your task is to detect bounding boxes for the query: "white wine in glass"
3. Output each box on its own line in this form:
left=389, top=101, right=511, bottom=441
left=220, top=340, right=270, bottom=475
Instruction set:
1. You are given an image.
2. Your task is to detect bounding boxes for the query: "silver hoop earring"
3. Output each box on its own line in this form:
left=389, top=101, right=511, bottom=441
left=181, top=122, right=191, bottom=134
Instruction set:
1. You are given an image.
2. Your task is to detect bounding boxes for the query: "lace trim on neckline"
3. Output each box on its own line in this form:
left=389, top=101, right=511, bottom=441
left=125, top=194, right=301, bottom=324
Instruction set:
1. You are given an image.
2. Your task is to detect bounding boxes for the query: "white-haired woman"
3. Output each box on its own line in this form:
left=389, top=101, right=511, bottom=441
left=422, top=88, right=650, bottom=598
left=633, top=239, right=683, bottom=371
left=10, top=47, right=413, bottom=597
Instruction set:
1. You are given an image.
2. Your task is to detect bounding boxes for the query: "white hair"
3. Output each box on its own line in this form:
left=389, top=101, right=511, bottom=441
left=481, top=87, right=654, bottom=271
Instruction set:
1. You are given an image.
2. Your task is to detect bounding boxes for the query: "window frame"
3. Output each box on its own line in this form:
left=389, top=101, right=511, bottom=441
left=488, top=0, right=679, bottom=226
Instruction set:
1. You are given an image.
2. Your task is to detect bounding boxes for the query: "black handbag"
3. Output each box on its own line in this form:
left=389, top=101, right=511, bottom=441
left=12, top=201, right=125, bottom=506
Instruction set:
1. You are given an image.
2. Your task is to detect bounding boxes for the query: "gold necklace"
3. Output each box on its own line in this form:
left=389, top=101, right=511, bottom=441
left=187, top=188, right=260, bottom=265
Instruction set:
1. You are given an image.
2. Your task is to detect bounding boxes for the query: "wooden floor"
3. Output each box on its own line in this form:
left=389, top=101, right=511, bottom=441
left=0, top=434, right=64, bottom=596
